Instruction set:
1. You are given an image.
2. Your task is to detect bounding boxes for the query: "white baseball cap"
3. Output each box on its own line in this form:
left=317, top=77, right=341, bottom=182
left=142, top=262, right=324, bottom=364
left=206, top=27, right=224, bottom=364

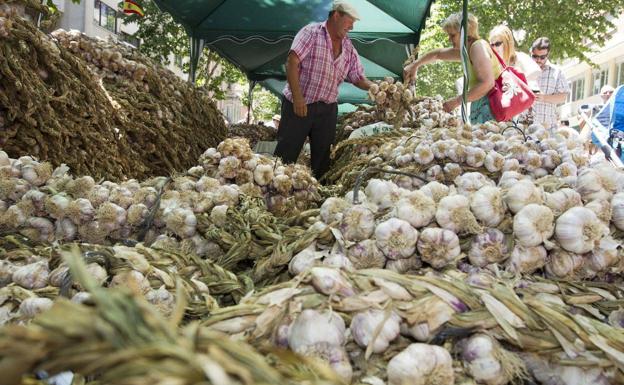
left=331, top=0, right=361, bottom=21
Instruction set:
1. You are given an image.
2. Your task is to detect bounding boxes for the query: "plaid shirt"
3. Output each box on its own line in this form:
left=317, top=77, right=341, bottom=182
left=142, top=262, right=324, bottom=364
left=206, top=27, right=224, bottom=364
left=284, top=21, right=365, bottom=104
left=533, top=62, right=569, bottom=128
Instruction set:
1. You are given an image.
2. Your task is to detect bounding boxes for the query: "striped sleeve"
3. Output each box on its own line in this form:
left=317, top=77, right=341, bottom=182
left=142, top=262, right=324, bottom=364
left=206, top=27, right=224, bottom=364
left=290, top=24, right=314, bottom=61
left=346, top=45, right=365, bottom=84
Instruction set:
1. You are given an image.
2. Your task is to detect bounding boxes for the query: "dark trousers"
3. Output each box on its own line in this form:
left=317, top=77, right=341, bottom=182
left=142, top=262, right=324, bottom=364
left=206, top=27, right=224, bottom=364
left=274, top=98, right=338, bottom=180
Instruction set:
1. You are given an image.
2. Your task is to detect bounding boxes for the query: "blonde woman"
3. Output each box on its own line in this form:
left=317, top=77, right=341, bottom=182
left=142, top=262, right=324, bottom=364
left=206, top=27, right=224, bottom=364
left=488, top=25, right=541, bottom=91
left=404, top=12, right=502, bottom=124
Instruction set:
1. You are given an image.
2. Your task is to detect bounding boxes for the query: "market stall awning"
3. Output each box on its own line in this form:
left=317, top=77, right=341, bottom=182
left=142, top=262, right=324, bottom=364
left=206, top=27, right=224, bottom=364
left=153, top=0, right=435, bottom=104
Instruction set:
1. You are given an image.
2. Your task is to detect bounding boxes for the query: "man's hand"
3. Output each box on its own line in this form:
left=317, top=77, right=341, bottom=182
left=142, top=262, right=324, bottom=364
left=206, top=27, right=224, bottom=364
left=534, top=93, right=546, bottom=103
left=293, top=96, right=307, bottom=117
left=443, top=96, right=461, bottom=113
left=403, top=63, right=418, bottom=84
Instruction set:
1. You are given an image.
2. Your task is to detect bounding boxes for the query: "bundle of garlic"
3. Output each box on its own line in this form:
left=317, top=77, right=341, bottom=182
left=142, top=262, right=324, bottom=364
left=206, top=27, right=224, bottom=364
left=0, top=249, right=342, bottom=385
left=0, top=232, right=261, bottom=325
left=0, top=10, right=225, bottom=181
left=197, top=137, right=322, bottom=216
left=227, top=123, right=277, bottom=149
left=202, top=266, right=624, bottom=385
left=368, top=78, right=461, bottom=130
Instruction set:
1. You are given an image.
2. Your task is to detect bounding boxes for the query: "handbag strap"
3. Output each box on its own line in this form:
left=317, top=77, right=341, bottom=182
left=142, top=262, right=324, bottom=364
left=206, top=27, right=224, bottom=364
left=489, top=45, right=507, bottom=69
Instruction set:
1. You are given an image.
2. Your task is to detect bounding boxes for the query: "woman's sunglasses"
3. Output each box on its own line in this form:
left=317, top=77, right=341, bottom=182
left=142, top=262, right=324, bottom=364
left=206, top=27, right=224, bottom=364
left=490, top=41, right=503, bottom=47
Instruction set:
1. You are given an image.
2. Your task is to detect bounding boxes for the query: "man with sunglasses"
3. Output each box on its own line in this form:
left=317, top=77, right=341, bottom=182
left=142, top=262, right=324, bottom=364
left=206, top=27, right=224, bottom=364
left=530, top=37, right=570, bottom=130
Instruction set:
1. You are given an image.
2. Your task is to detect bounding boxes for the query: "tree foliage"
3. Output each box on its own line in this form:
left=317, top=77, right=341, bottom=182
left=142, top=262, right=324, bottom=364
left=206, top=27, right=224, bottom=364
left=415, top=0, right=624, bottom=99
left=242, top=84, right=280, bottom=122
left=122, top=0, right=245, bottom=100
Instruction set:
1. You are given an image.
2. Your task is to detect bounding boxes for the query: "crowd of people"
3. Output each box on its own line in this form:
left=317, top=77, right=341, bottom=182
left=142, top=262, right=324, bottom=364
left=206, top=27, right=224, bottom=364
left=269, top=0, right=615, bottom=179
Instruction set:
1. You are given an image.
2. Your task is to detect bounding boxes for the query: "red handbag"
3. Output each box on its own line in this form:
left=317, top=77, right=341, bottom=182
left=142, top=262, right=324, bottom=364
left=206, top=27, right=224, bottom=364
left=487, top=48, right=535, bottom=122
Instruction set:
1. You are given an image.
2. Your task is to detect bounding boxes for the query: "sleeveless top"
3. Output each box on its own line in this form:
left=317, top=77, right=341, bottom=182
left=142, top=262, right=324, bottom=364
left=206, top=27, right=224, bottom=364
left=467, top=39, right=502, bottom=89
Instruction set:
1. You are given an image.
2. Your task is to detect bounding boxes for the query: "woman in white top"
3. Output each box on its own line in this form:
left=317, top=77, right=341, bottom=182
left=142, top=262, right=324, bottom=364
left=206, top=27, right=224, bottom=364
left=488, top=25, right=541, bottom=91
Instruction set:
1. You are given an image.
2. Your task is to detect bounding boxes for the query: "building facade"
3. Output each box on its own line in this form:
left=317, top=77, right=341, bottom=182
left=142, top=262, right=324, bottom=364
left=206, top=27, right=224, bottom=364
left=559, top=13, right=624, bottom=123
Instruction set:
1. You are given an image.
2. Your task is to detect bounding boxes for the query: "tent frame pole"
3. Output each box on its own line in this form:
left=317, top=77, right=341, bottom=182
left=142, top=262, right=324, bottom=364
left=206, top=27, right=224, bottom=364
left=460, top=0, right=470, bottom=124
left=247, top=80, right=256, bottom=124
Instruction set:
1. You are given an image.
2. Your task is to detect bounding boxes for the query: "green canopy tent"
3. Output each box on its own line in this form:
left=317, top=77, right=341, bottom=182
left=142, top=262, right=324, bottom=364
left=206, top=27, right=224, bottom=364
left=152, top=0, right=435, bottom=105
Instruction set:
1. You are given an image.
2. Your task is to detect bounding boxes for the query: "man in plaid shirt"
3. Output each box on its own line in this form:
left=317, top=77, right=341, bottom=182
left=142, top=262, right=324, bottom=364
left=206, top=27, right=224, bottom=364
left=530, top=37, right=570, bottom=130
left=274, top=0, right=372, bottom=180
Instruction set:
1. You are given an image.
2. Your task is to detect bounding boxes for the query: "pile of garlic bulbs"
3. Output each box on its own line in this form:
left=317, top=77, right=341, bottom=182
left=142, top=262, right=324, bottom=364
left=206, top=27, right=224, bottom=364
left=0, top=145, right=319, bottom=263
left=0, top=232, right=263, bottom=325
left=198, top=137, right=321, bottom=216
left=292, top=159, right=624, bottom=278
left=204, top=266, right=624, bottom=385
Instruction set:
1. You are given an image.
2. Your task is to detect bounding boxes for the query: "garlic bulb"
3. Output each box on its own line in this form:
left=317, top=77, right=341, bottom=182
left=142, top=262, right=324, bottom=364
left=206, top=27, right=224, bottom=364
left=19, top=297, right=54, bottom=318
left=387, top=343, right=454, bottom=385
left=417, top=227, right=460, bottom=269
left=351, top=309, right=401, bottom=353
left=392, top=190, right=435, bottom=228
left=347, top=239, right=386, bottom=269
left=497, top=171, right=525, bottom=189
left=576, top=167, right=617, bottom=202
left=506, top=245, right=547, bottom=274
left=436, top=194, right=482, bottom=234
left=12, top=261, right=49, bottom=289
left=555, top=207, right=608, bottom=254
left=66, top=198, right=95, bottom=225
left=287, top=309, right=346, bottom=353
left=413, top=144, right=434, bottom=165
left=163, top=207, right=196, bottom=238
left=484, top=151, right=505, bottom=173
left=375, top=218, right=418, bottom=260
left=339, top=205, right=376, bottom=242
left=504, top=179, right=543, bottom=214
left=513, top=204, right=554, bottom=247
left=465, top=146, right=486, bottom=168
left=545, top=249, right=584, bottom=279
left=461, top=333, right=522, bottom=385
left=401, top=296, right=455, bottom=341
left=584, top=199, right=612, bottom=223
left=309, top=267, right=354, bottom=297
left=611, top=193, right=624, bottom=230
left=454, top=172, right=494, bottom=196
left=419, top=181, right=450, bottom=203
left=544, top=188, right=582, bottom=216
left=385, top=256, right=421, bottom=273
left=320, top=197, right=350, bottom=224
left=582, top=236, right=620, bottom=278
left=470, top=186, right=506, bottom=227
left=502, top=158, right=520, bottom=172
left=365, top=179, right=402, bottom=210
left=443, top=163, right=463, bottom=183
left=289, top=247, right=323, bottom=275
left=110, top=270, right=151, bottom=294
left=468, top=228, right=509, bottom=267
left=145, top=285, right=176, bottom=317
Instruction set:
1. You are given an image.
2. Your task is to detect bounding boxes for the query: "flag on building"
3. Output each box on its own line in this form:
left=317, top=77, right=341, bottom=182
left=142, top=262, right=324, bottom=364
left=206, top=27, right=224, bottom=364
left=123, top=0, right=144, bottom=17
